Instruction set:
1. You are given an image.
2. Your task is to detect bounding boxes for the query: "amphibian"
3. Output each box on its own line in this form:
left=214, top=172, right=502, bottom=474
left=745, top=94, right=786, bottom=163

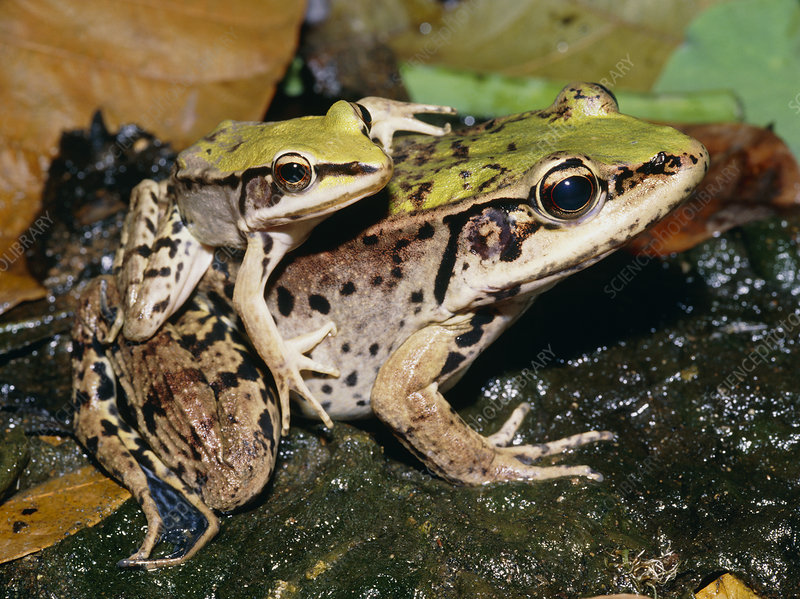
left=73, top=83, right=709, bottom=568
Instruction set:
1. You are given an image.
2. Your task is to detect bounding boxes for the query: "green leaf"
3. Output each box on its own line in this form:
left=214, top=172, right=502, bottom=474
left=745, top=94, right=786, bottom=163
left=655, top=0, right=800, bottom=161
left=402, top=63, right=742, bottom=122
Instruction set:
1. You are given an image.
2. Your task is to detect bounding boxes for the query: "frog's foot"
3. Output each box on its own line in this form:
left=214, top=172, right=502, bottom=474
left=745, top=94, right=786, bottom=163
left=119, top=461, right=219, bottom=570
left=486, top=403, right=614, bottom=460
left=285, top=321, right=340, bottom=377
left=273, top=357, right=335, bottom=436
left=356, top=97, right=456, bottom=152
left=372, top=324, right=614, bottom=485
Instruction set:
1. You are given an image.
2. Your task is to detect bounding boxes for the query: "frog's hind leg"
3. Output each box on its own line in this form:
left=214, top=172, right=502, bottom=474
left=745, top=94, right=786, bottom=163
left=115, top=179, right=213, bottom=342
left=72, top=277, right=218, bottom=569
left=371, top=322, right=614, bottom=485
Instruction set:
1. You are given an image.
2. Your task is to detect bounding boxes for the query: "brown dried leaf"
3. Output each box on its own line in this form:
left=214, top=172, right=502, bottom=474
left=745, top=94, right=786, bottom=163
left=627, top=123, right=800, bottom=256
left=695, top=573, right=763, bottom=599
left=0, top=465, right=130, bottom=564
left=0, top=0, right=305, bottom=314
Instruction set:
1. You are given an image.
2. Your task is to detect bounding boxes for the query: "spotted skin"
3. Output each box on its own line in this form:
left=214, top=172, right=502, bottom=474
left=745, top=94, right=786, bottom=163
left=73, top=83, right=710, bottom=568
left=256, top=84, right=709, bottom=483
left=73, top=275, right=279, bottom=569
left=74, top=98, right=458, bottom=569
left=111, top=98, right=456, bottom=437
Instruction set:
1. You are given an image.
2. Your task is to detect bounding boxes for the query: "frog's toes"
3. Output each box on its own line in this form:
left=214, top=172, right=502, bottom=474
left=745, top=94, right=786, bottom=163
left=356, top=97, right=456, bottom=151
left=118, top=466, right=218, bottom=569
left=487, top=402, right=531, bottom=447
left=285, top=321, right=337, bottom=356
left=507, top=429, right=615, bottom=461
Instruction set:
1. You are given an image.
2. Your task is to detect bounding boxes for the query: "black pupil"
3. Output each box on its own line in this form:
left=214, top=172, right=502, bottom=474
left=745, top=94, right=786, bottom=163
left=550, top=175, right=594, bottom=212
left=279, top=162, right=307, bottom=184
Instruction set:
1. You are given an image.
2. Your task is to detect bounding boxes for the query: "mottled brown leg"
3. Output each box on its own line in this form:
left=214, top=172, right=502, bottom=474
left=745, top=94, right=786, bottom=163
left=72, top=277, right=219, bottom=568
left=371, top=323, right=612, bottom=484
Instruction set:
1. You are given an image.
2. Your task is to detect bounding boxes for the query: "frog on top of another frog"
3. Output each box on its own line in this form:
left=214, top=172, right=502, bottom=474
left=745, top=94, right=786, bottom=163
left=73, top=83, right=709, bottom=569
left=107, top=97, right=456, bottom=435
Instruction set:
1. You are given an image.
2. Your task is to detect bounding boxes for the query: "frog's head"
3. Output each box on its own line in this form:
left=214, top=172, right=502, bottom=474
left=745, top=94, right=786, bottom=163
left=174, top=100, right=393, bottom=248
left=437, top=83, right=709, bottom=311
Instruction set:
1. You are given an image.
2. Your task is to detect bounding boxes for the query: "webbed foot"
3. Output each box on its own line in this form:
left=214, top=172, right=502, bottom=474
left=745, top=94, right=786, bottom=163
left=118, top=465, right=219, bottom=570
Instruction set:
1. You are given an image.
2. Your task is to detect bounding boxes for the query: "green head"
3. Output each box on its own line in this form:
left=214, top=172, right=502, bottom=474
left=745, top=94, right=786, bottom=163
left=174, top=100, right=393, bottom=248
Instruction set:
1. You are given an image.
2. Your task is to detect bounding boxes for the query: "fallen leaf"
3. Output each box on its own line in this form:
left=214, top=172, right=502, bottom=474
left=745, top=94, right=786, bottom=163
left=627, top=123, right=800, bottom=256
left=0, top=0, right=306, bottom=315
left=390, top=0, right=720, bottom=89
left=695, top=572, right=763, bottom=599
left=0, top=465, right=130, bottom=564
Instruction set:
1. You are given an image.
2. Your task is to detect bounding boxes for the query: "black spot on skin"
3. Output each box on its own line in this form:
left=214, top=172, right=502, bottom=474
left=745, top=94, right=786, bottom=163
left=456, top=311, right=495, bottom=347
left=340, top=281, right=356, bottom=295
left=507, top=142, right=517, bottom=151
left=391, top=267, right=403, bottom=278
left=491, top=284, right=521, bottom=300
left=261, top=233, right=274, bottom=256
left=371, top=275, right=383, bottom=286
left=152, top=299, right=170, bottom=314
left=394, top=239, right=410, bottom=251
left=258, top=409, right=275, bottom=446
left=153, top=237, right=179, bottom=259
left=321, top=384, right=333, bottom=394
left=451, top=139, right=469, bottom=159
left=341, top=343, right=350, bottom=353
left=100, top=419, right=118, bottom=437
left=344, top=372, right=358, bottom=386
left=434, top=212, right=469, bottom=304
left=13, top=521, right=27, bottom=533
left=309, top=294, right=331, bottom=314
left=214, top=371, right=239, bottom=392
left=409, top=181, right=433, bottom=208
left=440, top=352, right=466, bottom=376
left=392, top=254, right=403, bottom=264
left=321, top=401, right=332, bottom=410
left=91, top=361, right=116, bottom=401
left=84, top=435, right=99, bottom=454
left=144, top=266, right=171, bottom=278
left=369, top=343, right=379, bottom=356
left=410, top=290, right=423, bottom=303
left=145, top=218, right=157, bottom=235
left=416, top=222, right=435, bottom=240
left=356, top=399, right=367, bottom=406
left=21, top=507, right=37, bottom=516
left=362, top=234, right=379, bottom=246
left=277, top=286, right=294, bottom=317
left=134, top=245, right=152, bottom=258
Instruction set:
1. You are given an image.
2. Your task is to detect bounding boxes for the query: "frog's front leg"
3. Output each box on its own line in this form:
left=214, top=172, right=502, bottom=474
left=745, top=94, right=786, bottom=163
left=356, top=97, right=456, bottom=152
left=234, top=229, right=337, bottom=435
left=371, top=319, right=613, bottom=484
left=114, top=179, right=214, bottom=342
left=72, top=277, right=219, bottom=568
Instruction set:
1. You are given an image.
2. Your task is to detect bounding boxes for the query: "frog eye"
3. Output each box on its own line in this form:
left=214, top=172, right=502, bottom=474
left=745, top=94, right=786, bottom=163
left=534, top=160, right=603, bottom=222
left=273, top=153, right=314, bottom=192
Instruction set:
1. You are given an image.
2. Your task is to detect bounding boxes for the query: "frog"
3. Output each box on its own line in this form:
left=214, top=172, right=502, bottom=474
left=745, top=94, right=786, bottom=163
left=73, top=83, right=709, bottom=568
left=109, top=97, right=456, bottom=435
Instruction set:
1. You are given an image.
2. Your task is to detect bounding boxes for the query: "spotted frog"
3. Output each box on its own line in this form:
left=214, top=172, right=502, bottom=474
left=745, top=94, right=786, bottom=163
left=109, top=98, right=455, bottom=434
left=73, top=83, right=709, bottom=568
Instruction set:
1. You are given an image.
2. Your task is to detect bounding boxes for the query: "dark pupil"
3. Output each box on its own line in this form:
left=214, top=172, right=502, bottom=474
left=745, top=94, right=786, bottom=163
left=279, top=162, right=307, bottom=184
left=550, top=175, right=593, bottom=212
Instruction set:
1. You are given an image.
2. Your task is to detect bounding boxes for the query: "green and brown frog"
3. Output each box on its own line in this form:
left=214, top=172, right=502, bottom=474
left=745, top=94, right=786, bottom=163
left=72, top=83, right=708, bottom=568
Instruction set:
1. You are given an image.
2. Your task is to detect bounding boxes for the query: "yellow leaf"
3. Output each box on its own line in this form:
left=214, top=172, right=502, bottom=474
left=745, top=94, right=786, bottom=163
left=0, top=466, right=130, bottom=564
left=0, top=0, right=306, bottom=314
left=695, top=573, right=764, bottom=599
